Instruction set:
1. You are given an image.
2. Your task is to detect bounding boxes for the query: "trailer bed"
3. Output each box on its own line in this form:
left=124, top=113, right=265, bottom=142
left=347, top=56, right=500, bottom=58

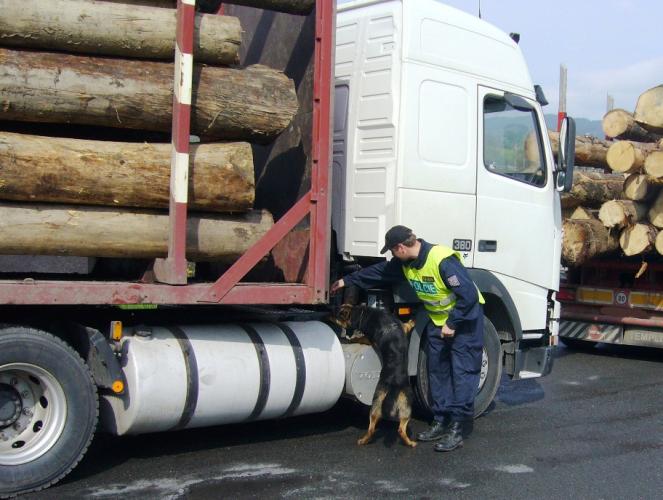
left=0, top=0, right=334, bottom=307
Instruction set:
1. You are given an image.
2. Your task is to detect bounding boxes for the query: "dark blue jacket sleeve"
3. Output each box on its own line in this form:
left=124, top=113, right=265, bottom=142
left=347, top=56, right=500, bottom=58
left=440, top=256, right=482, bottom=329
left=343, top=258, right=406, bottom=289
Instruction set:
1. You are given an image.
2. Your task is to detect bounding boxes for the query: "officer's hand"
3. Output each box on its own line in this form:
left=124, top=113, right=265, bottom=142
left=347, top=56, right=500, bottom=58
left=330, top=279, right=345, bottom=295
left=441, top=325, right=455, bottom=338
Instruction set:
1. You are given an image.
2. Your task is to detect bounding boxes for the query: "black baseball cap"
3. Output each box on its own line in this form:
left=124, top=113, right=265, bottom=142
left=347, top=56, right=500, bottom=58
left=380, top=225, right=413, bottom=254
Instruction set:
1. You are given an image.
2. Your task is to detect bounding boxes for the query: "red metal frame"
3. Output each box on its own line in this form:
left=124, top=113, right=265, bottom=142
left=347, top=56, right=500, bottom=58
left=561, top=304, right=663, bottom=329
left=0, top=0, right=334, bottom=306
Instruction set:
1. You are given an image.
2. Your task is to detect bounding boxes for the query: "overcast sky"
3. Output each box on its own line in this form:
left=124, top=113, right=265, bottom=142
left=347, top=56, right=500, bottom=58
left=337, top=0, right=663, bottom=120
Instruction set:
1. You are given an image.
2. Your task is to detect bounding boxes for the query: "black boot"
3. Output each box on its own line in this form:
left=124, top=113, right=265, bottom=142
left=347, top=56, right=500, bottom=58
left=416, top=421, right=447, bottom=442
left=434, top=421, right=464, bottom=452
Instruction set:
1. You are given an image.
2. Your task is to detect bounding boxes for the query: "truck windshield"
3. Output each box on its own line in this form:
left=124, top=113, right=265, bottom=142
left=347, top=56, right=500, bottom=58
left=483, top=95, right=546, bottom=188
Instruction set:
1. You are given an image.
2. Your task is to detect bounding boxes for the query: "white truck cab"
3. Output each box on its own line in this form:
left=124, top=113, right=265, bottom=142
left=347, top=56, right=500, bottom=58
left=333, top=0, right=575, bottom=402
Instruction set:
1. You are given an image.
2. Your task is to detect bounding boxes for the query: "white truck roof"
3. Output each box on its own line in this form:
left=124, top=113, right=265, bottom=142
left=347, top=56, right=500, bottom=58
left=337, top=0, right=534, bottom=95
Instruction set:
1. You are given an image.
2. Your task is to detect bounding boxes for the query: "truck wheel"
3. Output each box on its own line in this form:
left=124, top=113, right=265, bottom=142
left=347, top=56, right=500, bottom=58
left=413, top=316, right=503, bottom=418
left=0, top=327, right=98, bottom=497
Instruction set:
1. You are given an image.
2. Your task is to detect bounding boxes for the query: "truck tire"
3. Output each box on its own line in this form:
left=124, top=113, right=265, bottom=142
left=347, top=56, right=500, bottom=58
left=413, top=316, right=502, bottom=419
left=0, top=326, right=98, bottom=497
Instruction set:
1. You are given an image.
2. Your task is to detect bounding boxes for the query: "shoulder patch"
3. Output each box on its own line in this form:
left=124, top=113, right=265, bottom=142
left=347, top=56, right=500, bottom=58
left=447, top=275, right=461, bottom=287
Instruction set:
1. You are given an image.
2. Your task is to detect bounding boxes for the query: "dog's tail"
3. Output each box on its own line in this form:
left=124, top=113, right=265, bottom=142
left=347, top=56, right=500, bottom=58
left=382, top=385, right=414, bottom=420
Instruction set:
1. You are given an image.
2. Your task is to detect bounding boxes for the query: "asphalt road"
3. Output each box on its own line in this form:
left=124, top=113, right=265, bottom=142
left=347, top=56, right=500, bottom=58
left=26, top=343, right=663, bottom=500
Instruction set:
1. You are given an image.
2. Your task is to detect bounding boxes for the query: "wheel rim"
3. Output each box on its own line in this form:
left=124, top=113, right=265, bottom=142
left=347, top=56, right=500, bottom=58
left=0, top=363, right=67, bottom=466
left=478, top=348, right=488, bottom=391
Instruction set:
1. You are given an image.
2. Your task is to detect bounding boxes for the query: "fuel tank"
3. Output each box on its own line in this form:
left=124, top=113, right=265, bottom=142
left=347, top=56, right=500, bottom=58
left=101, top=321, right=346, bottom=435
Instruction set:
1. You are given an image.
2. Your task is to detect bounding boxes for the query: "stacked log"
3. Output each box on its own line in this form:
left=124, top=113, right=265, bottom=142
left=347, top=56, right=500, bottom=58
left=0, top=204, right=273, bottom=261
left=619, top=223, right=658, bottom=257
left=0, top=0, right=242, bottom=65
left=634, top=86, right=663, bottom=134
left=545, top=131, right=613, bottom=168
left=569, top=206, right=597, bottom=220
left=561, top=171, right=625, bottom=209
left=101, top=0, right=317, bottom=15
left=648, top=192, right=663, bottom=228
left=0, top=0, right=300, bottom=264
left=0, top=48, right=298, bottom=141
left=561, top=85, right=663, bottom=266
left=598, top=200, right=648, bottom=230
left=562, top=218, right=619, bottom=266
left=602, top=109, right=663, bottom=142
left=605, top=140, right=662, bottom=174
left=644, top=151, right=663, bottom=179
left=0, top=133, right=255, bottom=212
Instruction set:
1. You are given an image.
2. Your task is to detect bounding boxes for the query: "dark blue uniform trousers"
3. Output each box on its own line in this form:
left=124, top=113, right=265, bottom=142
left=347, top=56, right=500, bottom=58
left=426, top=314, right=484, bottom=422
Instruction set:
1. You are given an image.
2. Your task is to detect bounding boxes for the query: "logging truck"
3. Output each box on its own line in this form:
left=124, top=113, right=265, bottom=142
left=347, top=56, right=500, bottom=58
left=559, top=258, right=663, bottom=350
left=559, top=86, right=663, bottom=349
left=0, top=0, right=575, bottom=495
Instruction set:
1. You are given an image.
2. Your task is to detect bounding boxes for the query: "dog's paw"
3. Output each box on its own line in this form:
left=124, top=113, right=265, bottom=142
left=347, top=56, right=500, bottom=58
left=402, top=319, right=416, bottom=335
left=357, top=437, right=371, bottom=446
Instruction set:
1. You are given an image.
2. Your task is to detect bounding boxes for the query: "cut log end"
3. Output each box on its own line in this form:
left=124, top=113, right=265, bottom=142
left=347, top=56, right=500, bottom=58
left=598, top=200, right=647, bottom=229
left=607, top=141, right=644, bottom=174
left=644, top=151, right=663, bottom=179
left=619, top=223, right=658, bottom=257
left=634, top=85, right=663, bottom=134
left=655, top=231, right=663, bottom=256
left=602, top=109, right=631, bottom=138
left=562, top=219, right=618, bottom=266
left=648, top=191, right=663, bottom=229
left=603, top=108, right=663, bottom=142
left=623, top=174, right=649, bottom=201
left=569, top=206, right=596, bottom=220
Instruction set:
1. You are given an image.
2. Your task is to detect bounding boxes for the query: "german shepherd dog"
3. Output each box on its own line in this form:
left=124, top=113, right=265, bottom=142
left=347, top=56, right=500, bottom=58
left=333, top=304, right=417, bottom=447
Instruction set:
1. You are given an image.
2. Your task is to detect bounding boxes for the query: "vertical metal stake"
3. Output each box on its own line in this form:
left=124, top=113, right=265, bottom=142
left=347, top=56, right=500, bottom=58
left=154, top=0, right=196, bottom=285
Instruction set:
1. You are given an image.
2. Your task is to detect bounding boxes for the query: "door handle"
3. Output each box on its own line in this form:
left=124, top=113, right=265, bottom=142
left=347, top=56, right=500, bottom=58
left=478, top=240, right=497, bottom=252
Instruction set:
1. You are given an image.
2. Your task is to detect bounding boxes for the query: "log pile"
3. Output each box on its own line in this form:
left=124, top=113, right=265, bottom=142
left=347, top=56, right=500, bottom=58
left=561, top=85, right=663, bottom=265
left=102, top=0, right=316, bottom=15
left=0, top=0, right=304, bottom=265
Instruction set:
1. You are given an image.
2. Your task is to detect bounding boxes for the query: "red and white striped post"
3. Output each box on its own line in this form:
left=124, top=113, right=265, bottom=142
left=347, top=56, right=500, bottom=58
left=557, top=64, right=567, bottom=132
left=154, top=0, right=196, bottom=284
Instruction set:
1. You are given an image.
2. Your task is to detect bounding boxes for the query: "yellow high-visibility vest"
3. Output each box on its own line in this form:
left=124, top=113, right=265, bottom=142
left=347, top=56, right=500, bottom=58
left=402, top=245, right=485, bottom=326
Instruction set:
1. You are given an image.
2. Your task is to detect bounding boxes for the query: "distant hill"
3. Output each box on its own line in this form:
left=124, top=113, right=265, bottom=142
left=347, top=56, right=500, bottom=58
left=544, top=114, right=603, bottom=138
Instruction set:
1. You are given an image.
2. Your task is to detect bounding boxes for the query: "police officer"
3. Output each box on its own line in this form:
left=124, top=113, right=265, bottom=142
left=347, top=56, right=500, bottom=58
left=331, top=225, right=485, bottom=452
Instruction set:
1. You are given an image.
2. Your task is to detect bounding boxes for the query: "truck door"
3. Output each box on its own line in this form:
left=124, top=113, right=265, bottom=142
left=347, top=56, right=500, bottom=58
left=474, top=86, right=558, bottom=290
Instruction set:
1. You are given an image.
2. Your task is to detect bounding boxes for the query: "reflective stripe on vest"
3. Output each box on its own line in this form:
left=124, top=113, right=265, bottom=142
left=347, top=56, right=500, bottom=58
left=402, top=245, right=484, bottom=326
left=421, top=294, right=456, bottom=308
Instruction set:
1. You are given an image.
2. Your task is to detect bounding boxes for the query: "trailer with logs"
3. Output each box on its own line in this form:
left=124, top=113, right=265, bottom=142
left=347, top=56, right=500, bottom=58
left=557, top=85, right=663, bottom=350
left=0, top=0, right=574, bottom=495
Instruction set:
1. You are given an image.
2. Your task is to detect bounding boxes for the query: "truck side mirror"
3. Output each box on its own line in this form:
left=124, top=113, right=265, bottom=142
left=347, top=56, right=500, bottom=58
left=555, top=116, right=576, bottom=192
